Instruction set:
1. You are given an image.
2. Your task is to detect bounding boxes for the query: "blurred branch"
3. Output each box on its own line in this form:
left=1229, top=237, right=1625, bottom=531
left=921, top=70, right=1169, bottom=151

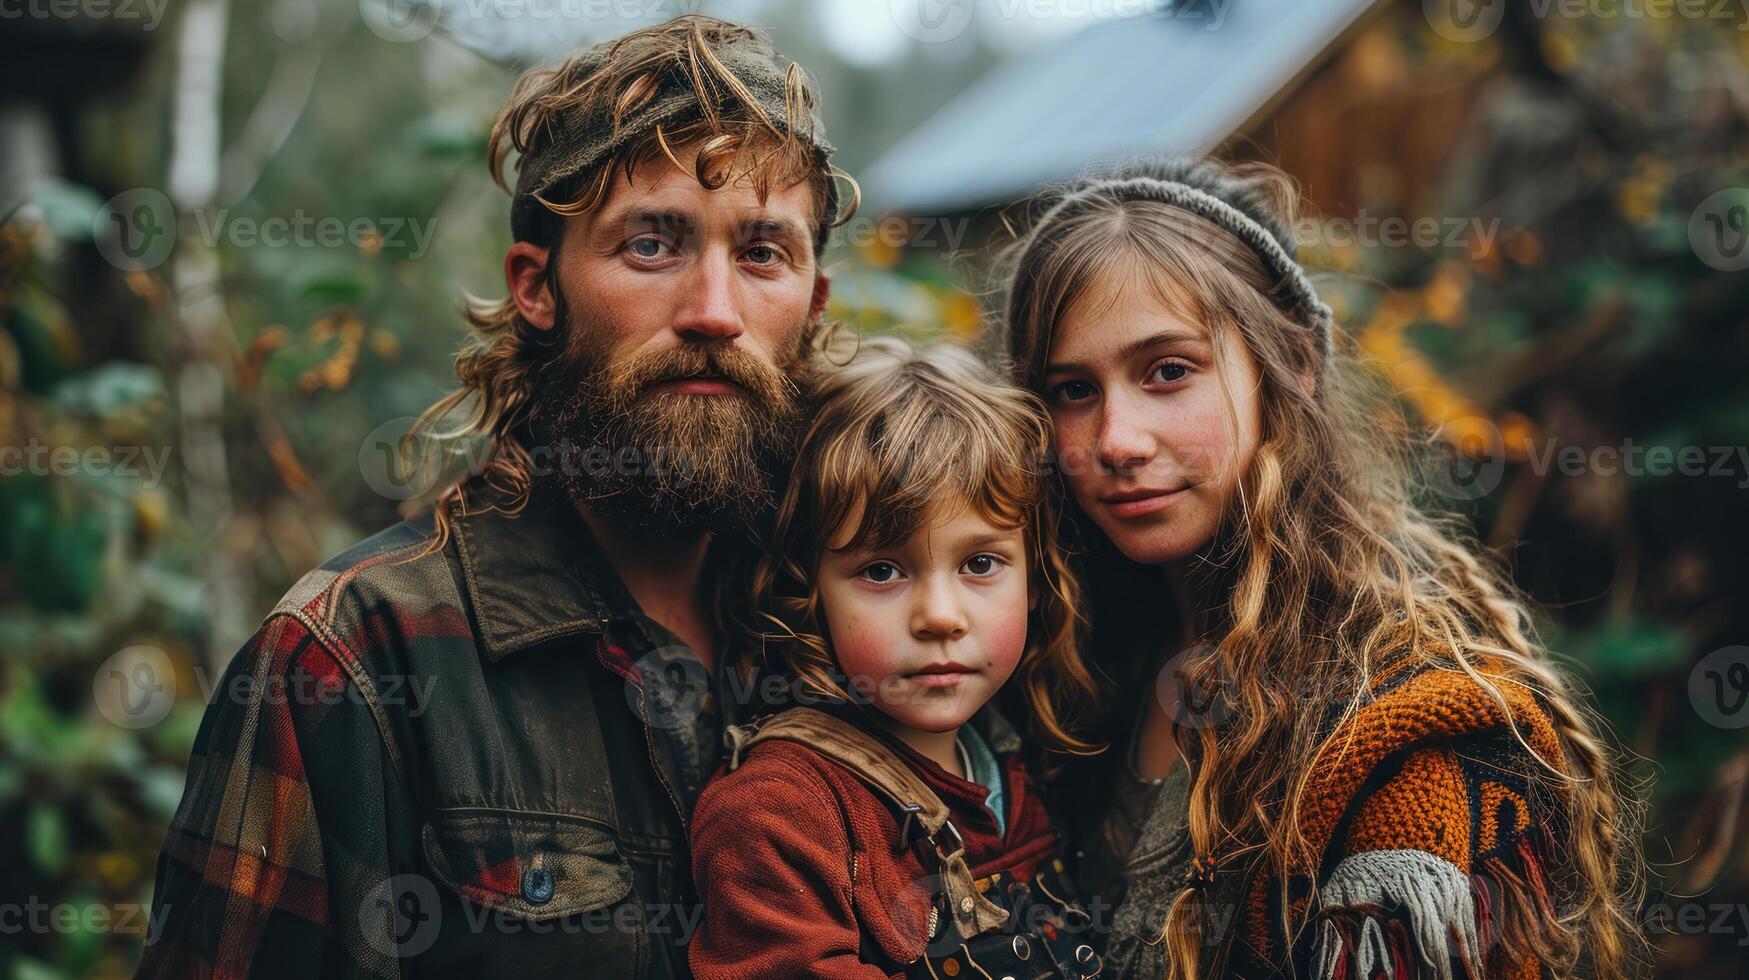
left=169, top=0, right=255, bottom=665
left=218, top=42, right=325, bottom=205
left=1681, top=748, right=1749, bottom=893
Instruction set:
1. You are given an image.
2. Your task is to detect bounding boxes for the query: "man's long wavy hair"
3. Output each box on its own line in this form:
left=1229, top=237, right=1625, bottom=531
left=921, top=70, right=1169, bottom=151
left=732, top=336, right=1101, bottom=756
left=409, top=16, right=856, bottom=552
left=1000, top=159, right=1647, bottom=976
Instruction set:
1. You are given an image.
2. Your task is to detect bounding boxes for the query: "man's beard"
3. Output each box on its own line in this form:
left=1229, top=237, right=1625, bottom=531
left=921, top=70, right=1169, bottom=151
left=526, top=304, right=809, bottom=540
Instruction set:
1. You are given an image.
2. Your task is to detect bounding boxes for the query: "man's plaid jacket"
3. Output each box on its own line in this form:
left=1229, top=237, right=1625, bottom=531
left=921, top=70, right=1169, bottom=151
left=135, top=477, right=734, bottom=978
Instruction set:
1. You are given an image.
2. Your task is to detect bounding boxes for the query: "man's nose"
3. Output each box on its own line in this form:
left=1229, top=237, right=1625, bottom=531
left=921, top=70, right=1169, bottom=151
left=672, top=248, right=744, bottom=344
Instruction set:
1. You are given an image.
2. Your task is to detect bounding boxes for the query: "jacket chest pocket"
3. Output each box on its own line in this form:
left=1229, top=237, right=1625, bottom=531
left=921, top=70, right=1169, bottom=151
left=414, top=808, right=649, bottom=977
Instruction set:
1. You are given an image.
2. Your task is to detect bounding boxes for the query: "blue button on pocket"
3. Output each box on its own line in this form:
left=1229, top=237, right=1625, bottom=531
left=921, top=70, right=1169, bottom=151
left=521, top=866, right=555, bottom=905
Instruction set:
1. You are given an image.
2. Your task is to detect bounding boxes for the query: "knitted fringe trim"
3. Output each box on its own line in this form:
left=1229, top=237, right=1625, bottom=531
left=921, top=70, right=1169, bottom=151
left=1312, top=850, right=1479, bottom=980
left=1310, top=832, right=1559, bottom=980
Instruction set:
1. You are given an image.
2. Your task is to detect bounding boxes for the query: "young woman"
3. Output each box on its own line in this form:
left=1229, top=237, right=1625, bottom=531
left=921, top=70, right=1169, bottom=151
left=999, top=158, right=1646, bottom=978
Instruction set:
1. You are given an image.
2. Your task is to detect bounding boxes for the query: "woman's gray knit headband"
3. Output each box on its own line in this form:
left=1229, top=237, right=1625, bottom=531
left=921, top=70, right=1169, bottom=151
left=1037, top=175, right=1335, bottom=364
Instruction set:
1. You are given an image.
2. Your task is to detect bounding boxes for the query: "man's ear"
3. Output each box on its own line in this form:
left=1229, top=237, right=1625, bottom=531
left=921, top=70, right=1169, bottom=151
left=506, top=241, right=556, bottom=330
left=808, top=270, right=831, bottom=323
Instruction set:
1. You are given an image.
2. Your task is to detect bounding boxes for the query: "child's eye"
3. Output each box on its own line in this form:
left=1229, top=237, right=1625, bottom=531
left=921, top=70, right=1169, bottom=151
left=858, top=561, right=903, bottom=584
left=961, top=554, right=1006, bottom=577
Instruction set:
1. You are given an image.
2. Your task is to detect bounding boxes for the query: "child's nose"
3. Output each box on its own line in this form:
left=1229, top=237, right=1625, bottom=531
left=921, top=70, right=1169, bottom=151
left=909, top=576, right=968, bottom=641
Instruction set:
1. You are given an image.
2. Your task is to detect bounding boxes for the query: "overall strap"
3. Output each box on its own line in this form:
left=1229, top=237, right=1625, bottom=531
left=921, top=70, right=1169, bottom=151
left=725, top=707, right=1010, bottom=940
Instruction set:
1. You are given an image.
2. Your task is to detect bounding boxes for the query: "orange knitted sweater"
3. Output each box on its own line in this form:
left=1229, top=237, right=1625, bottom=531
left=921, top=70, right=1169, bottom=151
left=1105, top=659, right=1577, bottom=979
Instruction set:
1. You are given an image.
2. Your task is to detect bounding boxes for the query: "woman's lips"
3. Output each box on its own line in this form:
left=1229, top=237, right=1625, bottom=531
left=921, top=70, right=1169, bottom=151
left=1101, top=486, right=1188, bottom=519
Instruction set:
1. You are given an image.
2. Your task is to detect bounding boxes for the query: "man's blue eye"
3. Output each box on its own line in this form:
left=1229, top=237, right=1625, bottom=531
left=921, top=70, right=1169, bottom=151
left=628, top=237, right=668, bottom=258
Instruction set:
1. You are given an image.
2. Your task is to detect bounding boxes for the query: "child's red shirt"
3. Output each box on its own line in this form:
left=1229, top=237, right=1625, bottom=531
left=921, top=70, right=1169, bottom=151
left=688, top=711, right=1060, bottom=979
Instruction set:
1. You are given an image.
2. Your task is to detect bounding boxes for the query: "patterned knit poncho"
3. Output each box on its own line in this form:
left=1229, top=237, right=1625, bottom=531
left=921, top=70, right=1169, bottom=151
left=1104, top=659, right=1577, bottom=979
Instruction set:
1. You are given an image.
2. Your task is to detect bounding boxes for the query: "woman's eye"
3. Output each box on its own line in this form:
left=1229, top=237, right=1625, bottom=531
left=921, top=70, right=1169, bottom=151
left=962, top=554, right=1004, bottom=577
left=1049, top=380, right=1095, bottom=405
left=859, top=561, right=901, bottom=584
left=1148, top=361, right=1190, bottom=384
left=626, top=236, right=673, bottom=260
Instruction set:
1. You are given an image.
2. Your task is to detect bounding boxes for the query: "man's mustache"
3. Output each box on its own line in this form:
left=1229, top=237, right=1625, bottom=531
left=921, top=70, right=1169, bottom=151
left=607, top=344, right=796, bottom=410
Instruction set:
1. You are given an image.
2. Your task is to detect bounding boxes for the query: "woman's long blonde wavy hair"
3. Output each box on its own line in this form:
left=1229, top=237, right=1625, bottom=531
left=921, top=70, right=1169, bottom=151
left=1000, top=158, right=1647, bottom=976
left=733, top=335, right=1102, bottom=756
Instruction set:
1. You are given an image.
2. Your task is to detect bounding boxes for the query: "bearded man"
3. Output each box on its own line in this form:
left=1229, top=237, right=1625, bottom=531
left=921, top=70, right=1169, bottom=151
left=136, top=16, right=852, bottom=979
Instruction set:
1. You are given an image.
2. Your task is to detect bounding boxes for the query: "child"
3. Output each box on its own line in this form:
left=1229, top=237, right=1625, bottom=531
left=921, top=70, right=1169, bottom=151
left=688, top=337, right=1104, bottom=979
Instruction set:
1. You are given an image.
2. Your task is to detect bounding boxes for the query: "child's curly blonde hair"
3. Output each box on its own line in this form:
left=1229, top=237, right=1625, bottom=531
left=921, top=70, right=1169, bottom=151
left=736, top=335, right=1100, bottom=755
